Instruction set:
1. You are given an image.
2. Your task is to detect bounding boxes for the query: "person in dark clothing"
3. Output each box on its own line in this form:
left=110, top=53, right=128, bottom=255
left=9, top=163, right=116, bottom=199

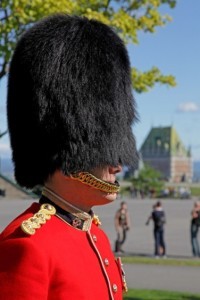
left=146, top=201, right=166, bottom=258
left=190, top=201, right=200, bottom=257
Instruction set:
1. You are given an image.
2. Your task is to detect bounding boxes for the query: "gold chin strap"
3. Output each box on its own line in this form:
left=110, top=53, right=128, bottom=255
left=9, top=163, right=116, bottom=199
left=70, top=172, right=120, bottom=194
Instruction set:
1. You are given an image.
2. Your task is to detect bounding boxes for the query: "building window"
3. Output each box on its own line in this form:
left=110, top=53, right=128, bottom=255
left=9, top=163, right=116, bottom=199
left=164, top=142, right=169, bottom=151
left=156, top=137, right=161, bottom=147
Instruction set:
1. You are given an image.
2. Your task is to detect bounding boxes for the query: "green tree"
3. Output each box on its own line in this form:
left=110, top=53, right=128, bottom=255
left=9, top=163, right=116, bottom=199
left=0, top=0, right=176, bottom=92
left=130, top=164, right=164, bottom=197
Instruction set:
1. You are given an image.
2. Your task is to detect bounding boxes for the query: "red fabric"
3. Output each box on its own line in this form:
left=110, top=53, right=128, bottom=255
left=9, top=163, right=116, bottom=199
left=0, top=203, right=123, bottom=299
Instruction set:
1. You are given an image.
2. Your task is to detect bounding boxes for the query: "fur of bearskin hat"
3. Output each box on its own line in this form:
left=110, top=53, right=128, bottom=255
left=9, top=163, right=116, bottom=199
left=7, top=14, right=138, bottom=188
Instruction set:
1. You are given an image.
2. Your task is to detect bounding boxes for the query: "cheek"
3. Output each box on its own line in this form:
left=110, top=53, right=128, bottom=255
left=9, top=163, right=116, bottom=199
left=91, top=167, right=110, bottom=181
left=101, top=169, right=113, bottom=181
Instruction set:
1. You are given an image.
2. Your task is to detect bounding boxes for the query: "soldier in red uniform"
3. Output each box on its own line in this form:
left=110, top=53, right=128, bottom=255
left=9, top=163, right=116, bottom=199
left=0, top=14, right=137, bottom=299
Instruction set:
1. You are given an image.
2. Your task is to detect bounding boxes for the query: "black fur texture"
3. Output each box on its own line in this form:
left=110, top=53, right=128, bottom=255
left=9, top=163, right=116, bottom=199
left=7, top=14, right=138, bottom=188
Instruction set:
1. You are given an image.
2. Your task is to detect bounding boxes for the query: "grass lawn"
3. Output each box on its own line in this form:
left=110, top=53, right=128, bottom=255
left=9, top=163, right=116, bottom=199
left=124, top=289, right=200, bottom=300
left=121, top=256, right=200, bottom=267
left=190, top=186, right=200, bottom=197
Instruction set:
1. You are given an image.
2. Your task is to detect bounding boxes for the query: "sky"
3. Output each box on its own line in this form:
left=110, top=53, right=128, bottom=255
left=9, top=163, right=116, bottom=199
left=131, top=0, right=200, bottom=161
left=0, top=0, right=200, bottom=161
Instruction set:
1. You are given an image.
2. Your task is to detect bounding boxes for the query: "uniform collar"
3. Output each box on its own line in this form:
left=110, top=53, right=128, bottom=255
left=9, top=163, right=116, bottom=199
left=39, top=185, right=102, bottom=231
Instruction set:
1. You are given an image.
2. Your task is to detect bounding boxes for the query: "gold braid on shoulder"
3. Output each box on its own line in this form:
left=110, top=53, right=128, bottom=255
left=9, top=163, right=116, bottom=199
left=70, top=172, right=120, bottom=193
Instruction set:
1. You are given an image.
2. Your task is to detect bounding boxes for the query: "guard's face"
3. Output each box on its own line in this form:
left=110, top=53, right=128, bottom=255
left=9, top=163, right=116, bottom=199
left=89, top=165, right=122, bottom=202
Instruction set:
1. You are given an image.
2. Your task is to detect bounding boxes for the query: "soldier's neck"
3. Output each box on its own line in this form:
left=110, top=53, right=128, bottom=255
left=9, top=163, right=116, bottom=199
left=44, top=170, right=95, bottom=212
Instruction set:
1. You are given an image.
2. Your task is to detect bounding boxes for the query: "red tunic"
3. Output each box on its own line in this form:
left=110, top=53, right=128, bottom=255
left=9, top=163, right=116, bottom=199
left=0, top=203, right=123, bottom=299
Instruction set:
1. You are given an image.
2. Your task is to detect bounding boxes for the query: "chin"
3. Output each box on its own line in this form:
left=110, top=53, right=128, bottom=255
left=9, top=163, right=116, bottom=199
left=89, top=185, right=119, bottom=206
left=102, top=192, right=118, bottom=203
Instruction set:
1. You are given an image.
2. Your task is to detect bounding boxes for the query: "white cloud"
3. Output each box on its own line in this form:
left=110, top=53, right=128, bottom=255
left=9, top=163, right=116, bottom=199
left=177, top=102, right=200, bottom=112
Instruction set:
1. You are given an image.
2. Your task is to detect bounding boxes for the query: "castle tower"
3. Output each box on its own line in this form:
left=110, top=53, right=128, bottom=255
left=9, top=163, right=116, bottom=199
left=140, top=126, right=193, bottom=182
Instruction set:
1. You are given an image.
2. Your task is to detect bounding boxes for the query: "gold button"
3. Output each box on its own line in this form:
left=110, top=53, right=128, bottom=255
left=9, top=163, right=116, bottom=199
left=92, top=235, right=97, bottom=242
left=112, top=284, right=118, bottom=292
left=104, top=258, right=109, bottom=266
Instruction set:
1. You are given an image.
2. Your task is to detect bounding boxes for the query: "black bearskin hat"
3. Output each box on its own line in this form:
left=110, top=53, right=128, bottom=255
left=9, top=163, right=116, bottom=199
left=7, top=14, right=137, bottom=188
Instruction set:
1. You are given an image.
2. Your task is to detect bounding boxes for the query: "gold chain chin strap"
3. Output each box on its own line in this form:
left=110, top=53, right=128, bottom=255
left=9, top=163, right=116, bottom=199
left=70, top=172, right=120, bottom=193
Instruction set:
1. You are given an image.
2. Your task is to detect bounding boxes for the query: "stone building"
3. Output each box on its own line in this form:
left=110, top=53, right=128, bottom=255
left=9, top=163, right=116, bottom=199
left=140, top=126, right=193, bottom=182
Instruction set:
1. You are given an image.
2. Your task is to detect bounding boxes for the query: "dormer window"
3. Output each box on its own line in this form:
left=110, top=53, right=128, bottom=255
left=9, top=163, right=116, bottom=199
left=164, top=142, right=169, bottom=151
left=156, top=137, right=161, bottom=147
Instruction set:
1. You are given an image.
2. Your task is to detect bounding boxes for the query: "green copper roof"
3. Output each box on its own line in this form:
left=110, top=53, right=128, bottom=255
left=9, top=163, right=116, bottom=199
left=140, top=126, right=190, bottom=157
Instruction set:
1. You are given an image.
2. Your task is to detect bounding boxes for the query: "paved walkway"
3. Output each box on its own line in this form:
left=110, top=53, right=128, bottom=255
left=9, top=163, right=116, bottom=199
left=124, top=264, right=200, bottom=294
left=1, top=198, right=200, bottom=293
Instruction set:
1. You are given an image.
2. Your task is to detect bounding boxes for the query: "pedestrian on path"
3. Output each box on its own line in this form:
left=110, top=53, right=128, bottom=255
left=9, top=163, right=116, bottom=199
left=146, top=201, right=166, bottom=258
left=190, top=201, right=200, bottom=257
left=114, top=201, right=131, bottom=253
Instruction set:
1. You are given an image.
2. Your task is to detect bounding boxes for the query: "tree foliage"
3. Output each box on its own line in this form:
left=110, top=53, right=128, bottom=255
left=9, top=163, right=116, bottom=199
left=130, top=163, right=164, bottom=196
left=0, top=0, right=177, bottom=92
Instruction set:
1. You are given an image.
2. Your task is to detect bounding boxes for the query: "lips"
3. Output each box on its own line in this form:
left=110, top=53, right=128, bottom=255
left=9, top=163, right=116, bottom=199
left=112, top=180, right=120, bottom=186
left=104, top=180, right=120, bottom=187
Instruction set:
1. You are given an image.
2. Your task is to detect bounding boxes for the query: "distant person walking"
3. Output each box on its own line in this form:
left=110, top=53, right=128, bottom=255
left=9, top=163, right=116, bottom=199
left=190, top=201, right=200, bottom=257
left=146, top=201, right=166, bottom=258
left=114, top=201, right=131, bottom=253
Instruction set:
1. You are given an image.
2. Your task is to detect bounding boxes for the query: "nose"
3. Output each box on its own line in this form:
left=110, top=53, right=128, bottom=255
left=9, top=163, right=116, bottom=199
left=109, top=165, right=122, bottom=174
